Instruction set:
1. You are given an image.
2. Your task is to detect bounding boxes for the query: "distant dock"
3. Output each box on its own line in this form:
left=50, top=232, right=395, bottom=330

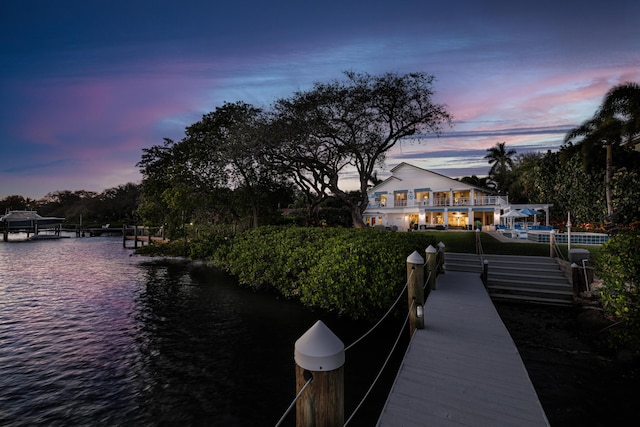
left=122, top=225, right=167, bottom=248
left=1, top=210, right=64, bottom=242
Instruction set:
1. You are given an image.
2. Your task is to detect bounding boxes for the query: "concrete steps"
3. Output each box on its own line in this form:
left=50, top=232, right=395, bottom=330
left=444, top=252, right=574, bottom=305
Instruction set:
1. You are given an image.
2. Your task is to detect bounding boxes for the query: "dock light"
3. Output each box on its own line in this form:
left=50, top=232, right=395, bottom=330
left=416, top=304, right=424, bottom=319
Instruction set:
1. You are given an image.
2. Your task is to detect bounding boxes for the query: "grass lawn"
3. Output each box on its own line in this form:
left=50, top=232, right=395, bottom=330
left=429, top=231, right=601, bottom=260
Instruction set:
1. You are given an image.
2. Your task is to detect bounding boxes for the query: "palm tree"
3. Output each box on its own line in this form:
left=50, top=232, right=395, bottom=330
left=484, top=142, right=517, bottom=194
left=600, top=82, right=640, bottom=143
left=565, top=82, right=640, bottom=221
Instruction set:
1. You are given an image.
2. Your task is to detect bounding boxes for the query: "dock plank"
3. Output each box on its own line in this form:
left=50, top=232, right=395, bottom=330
left=377, top=271, right=549, bottom=427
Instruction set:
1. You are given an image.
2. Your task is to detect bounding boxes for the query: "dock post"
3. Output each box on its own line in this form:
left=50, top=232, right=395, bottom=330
left=407, top=250, right=425, bottom=336
left=437, top=241, right=446, bottom=274
left=549, top=230, right=556, bottom=258
left=482, top=260, right=489, bottom=288
left=294, top=320, right=344, bottom=427
left=134, top=226, right=139, bottom=249
left=426, top=245, right=437, bottom=291
left=570, top=262, right=588, bottom=298
left=122, top=225, right=126, bottom=248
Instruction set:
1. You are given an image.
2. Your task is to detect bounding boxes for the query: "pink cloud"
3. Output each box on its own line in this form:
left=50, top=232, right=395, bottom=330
left=443, top=64, right=640, bottom=138
left=14, top=68, right=212, bottom=160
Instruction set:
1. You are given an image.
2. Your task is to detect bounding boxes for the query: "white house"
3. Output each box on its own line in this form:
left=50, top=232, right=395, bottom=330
left=363, top=163, right=550, bottom=231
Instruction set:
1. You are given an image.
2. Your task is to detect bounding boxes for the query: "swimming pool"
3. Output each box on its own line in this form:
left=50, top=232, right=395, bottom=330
left=527, top=230, right=610, bottom=245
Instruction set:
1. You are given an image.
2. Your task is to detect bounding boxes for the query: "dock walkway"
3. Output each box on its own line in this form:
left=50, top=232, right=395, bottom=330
left=377, top=271, right=549, bottom=426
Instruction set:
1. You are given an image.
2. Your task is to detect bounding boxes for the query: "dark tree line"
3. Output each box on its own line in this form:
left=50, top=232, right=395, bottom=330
left=0, top=183, right=141, bottom=226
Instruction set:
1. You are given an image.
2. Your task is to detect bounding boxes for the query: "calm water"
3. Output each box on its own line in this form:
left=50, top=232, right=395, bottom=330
left=0, top=237, right=405, bottom=426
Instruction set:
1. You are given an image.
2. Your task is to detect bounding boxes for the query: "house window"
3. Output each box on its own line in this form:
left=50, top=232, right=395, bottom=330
left=416, top=191, right=430, bottom=206
left=453, top=191, right=471, bottom=205
left=434, top=192, right=449, bottom=206
left=394, top=191, right=407, bottom=207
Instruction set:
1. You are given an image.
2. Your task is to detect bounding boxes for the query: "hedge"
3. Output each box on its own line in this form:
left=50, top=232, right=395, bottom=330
left=216, top=226, right=441, bottom=320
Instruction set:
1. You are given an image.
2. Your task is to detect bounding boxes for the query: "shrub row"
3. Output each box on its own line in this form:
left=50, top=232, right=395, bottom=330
left=596, top=230, right=640, bottom=356
left=214, top=226, right=443, bottom=320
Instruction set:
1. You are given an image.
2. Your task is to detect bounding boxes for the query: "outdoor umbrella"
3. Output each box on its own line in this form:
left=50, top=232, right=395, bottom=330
left=502, top=210, right=527, bottom=228
left=520, top=208, right=542, bottom=225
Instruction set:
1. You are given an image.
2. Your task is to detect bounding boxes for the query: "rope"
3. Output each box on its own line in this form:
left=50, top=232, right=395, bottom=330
left=274, top=376, right=313, bottom=427
left=344, top=300, right=413, bottom=426
left=344, top=271, right=411, bottom=352
left=476, top=231, right=486, bottom=265
left=554, top=239, right=566, bottom=261
left=423, top=269, right=432, bottom=292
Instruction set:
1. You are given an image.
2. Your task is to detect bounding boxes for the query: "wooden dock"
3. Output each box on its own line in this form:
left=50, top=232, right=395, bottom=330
left=377, top=271, right=549, bottom=426
left=122, top=225, right=167, bottom=248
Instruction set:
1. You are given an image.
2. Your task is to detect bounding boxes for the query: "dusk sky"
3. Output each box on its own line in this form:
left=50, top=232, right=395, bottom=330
left=1, top=0, right=639, bottom=199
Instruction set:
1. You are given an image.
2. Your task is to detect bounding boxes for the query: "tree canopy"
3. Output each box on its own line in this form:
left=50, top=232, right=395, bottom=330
left=269, top=71, right=452, bottom=227
left=137, top=71, right=452, bottom=229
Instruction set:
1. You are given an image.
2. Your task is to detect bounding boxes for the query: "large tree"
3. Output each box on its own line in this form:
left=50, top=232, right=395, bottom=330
left=270, top=71, right=452, bottom=228
left=564, top=82, right=640, bottom=222
left=484, top=142, right=517, bottom=195
left=138, top=102, right=293, bottom=233
left=182, top=101, right=272, bottom=229
left=137, top=138, right=196, bottom=236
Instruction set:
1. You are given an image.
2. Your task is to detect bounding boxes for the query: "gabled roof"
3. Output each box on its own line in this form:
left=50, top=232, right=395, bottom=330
left=369, top=162, right=494, bottom=194
left=370, top=175, right=401, bottom=191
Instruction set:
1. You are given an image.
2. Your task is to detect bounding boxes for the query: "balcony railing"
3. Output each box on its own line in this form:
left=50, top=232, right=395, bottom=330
left=368, top=195, right=506, bottom=209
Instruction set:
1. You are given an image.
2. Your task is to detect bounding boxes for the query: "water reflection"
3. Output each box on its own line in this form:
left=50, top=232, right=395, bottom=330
left=0, top=238, right=405, bottom=426
left=134, top=262, right=251, bottom=425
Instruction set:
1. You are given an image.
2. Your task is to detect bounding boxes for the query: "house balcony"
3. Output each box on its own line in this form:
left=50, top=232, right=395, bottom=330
left=368, top=196, right=506, bottom=210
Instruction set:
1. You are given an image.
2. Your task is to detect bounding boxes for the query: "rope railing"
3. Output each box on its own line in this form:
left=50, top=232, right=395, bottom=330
left=274, top=376, right=313, bottom=427
left=423, top=269, right=433, bottom=292
left=343, top=300, right=413, bottom=426
left=345, top=270, right=412, bottom=352
left=276, top=271, right=413, bottom=425
left=554, top=240, right=566, bottom=261
left=277, top=248, right=443, bottom=426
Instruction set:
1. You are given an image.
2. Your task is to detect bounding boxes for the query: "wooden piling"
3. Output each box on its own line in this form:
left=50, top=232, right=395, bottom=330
left=407, top=251, right=425, bottom=337
left=482, top=259, right=489, bottom=288
left=294, top=321, right=345, bottom=427
left=437, top=241, right=446, bottom=274
left=549, top=230, right=556, bottom=258
left=571, top=263, right=581, bottom=299
left=426, top=245, right=437, bottom=291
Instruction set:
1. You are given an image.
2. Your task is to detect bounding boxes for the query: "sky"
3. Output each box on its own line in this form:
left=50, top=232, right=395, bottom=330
left=1, top=0, right=639, bottom=200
